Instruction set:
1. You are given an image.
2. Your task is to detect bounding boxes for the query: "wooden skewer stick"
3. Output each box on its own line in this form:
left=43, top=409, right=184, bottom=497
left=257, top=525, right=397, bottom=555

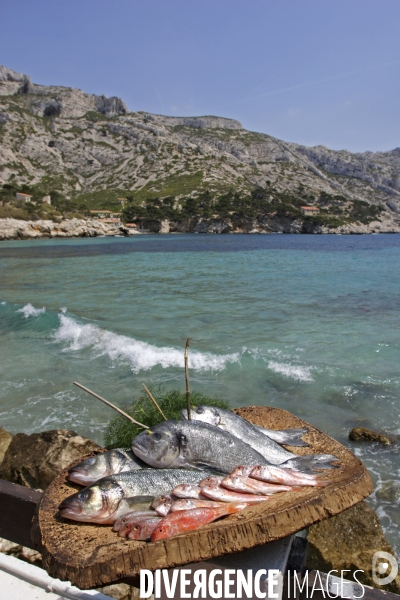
left=184, top=337, right=191, bottom=420
left=142, top=384, right=167, bottom=420
left=73, top=381, right=148, bottom=429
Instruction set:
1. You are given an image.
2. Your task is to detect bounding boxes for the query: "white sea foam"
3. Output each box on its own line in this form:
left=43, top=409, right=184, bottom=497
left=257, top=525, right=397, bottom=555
left=268, top=361, right=314, bottom=382
left=17, top=303, right=46, bottom=318
left=54, top=314, right=240, bottom=373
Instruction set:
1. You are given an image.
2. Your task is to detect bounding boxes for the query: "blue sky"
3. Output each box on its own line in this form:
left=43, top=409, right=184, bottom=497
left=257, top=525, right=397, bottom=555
left=1, top=1, right=399, bottom=152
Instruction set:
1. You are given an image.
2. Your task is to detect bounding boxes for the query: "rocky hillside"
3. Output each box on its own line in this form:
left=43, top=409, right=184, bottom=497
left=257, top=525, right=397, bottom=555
left=1, top=64, right=400, bottom=233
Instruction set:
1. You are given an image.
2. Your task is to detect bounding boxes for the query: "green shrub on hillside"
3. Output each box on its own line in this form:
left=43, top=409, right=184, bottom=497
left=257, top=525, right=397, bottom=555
left=104, top=386, right=229, bottom=449
left=349, top=200, right=384, bottom=224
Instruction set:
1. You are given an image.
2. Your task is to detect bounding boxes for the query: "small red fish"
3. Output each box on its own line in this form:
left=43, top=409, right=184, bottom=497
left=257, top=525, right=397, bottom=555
left=170, top=498, right=230, bottom=512
left=222, top=474, right=300, bottom=495
left=118, top=514, right=160, bottom=538
left=151, top=495, right=175, bottom=516
left=251, top=465, right=327, bottom=487
left=199, top=483, right=271, bottom=504
left=230, top=466, right=254, bottom=477
left=112, top=510, right=156, bottom=532
left=172, top=484, right=206, bottom=499
left=198, top=476, right=224, bottom=488
left=127, top=517, right=162, bottom=540
left=151, top=503, right=247, bottom=542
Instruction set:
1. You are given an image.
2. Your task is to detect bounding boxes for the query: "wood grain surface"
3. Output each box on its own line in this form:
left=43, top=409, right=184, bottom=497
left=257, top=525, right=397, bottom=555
left=31, top=406, right=373, bottom=589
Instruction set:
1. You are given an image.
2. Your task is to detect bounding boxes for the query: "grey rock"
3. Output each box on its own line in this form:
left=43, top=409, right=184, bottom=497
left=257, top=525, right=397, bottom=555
left=0, top=218, right=125, bottom=240
left=94, top=95, right=128, bottom=117
left=0, top=65, right=30, bottom=83
left=0, top=537, right=43, bottom=567
left=157, top=115, right=242, bottom=130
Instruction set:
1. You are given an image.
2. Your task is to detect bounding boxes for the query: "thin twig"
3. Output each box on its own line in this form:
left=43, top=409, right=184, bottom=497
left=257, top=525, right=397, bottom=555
left=73, top=381, right=148, bottom=429
left=184, top=337, right=191, bottom=420
left=142, top=384, right=167, bottom=420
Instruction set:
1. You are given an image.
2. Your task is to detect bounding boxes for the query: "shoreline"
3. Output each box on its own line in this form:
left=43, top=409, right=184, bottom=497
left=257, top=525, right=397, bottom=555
left=1, top=217, right=400, bottom=240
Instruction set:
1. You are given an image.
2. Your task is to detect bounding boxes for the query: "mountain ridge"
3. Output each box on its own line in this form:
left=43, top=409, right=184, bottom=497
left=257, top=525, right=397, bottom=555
left=1, top=64, right=399, bottom=234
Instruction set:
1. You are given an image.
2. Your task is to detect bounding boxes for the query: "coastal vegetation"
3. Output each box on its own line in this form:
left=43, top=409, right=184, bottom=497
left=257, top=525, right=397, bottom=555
left=104, top=387, right=229, bottom=449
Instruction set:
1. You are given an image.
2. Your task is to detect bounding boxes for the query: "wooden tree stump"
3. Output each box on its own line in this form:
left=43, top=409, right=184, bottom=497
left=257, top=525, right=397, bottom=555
left=31, top=406, right=373, bottom=589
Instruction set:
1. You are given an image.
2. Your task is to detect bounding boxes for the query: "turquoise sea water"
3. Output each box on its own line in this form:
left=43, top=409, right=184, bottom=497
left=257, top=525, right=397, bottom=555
left=1, top=234, right=400, bottom=552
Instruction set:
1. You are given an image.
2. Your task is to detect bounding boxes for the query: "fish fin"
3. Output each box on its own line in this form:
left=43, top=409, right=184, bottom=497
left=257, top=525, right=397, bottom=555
left=192, top=462, right=227, bottom=474
left=282, top=454, right=339, bottom=472
left=126, top=495, right=155, bottom=509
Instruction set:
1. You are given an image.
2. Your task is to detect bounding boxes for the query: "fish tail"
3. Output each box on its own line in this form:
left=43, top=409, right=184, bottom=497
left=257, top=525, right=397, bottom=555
left=282, top=454, right=339, bottom=473
left=267, top=427, right=310, bottom=447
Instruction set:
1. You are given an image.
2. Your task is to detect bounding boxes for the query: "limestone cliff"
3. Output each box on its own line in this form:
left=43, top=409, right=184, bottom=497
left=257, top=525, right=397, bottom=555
left=1, top=64, right=399, bottom=233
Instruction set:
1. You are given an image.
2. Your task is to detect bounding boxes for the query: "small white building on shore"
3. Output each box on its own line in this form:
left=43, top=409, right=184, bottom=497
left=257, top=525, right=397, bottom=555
left=300, top=206, right=320, bottom=216
left=15, top=192, right=33, bottom=203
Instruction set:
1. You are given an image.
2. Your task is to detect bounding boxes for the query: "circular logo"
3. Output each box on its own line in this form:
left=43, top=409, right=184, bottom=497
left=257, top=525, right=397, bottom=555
left=372, top=551, right=398, bottom=586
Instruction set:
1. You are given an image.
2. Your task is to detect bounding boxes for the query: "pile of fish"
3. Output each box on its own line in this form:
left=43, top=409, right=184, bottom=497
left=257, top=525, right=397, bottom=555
left=60, top=406, right=338, bottom=542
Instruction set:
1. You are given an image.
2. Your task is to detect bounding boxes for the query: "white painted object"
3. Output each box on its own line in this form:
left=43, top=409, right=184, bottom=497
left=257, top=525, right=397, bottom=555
left=0, top=553, right=113, bottom=600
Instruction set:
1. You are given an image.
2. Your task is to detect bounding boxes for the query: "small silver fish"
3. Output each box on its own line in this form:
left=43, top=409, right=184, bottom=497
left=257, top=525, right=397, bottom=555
left=68, top=448, right=146, bottom=485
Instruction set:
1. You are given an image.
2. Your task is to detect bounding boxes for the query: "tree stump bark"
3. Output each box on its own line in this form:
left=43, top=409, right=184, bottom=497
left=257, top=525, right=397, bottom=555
left=31, top=406, right=373, bottom=589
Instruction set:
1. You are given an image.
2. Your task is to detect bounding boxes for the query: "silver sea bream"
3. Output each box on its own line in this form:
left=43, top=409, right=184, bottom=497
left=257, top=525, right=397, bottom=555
left=59, top=468, right=217, bottom=524
left=131, top=420, right=268, bottom=473
left=182, top=405, right=309, bottom=447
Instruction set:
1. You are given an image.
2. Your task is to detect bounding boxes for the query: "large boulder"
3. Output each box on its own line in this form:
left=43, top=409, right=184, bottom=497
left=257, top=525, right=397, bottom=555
left=0, top=427, right=12, bottom=466
left=306, top=500, right=400, bottom=594
left=349, top=426, right=398, bottom=445
left=0, top=429, right=103, bottom=490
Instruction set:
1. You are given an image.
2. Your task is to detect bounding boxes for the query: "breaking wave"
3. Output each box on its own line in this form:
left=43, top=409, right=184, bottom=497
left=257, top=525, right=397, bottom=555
left=268, top=361, right=314, bottom=382
left=53, top=314, right=240, bottom=373
left=17, top=303, right=46, bottom=318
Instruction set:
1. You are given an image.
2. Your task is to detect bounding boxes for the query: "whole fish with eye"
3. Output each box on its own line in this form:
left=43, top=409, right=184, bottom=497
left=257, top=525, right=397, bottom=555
left=182, top=405, right=309, bottom=447
left=151, top=495, right=175, bottom=517
left=132, top=420, right=268, bottom=473
left=181, top=407, right=338, bottom=471
left=120, top=516, right=162, bottom=540
left=68, top=449, right=146, bottom=485
left=221, top=473, right=301, bottom=495
left=151, top=503, right=247, bottom=541
left=132, top=419, right=338, bottom=473
left=170, top=498, right=238, bottom=512
left=200, top=482, right=273, bottom=504
left=59, top=468, right=217, bottom=524
left=113, top=510, right=156, bottom=532
left=128, top=517, right=163, bottom=541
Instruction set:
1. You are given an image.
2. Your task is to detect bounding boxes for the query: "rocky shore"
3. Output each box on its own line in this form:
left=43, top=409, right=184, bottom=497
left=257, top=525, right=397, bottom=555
left=1, top=215, right=400, bottom=240
left=0, top=426, right=399, bottom=596
left=0, top=217, right=130, bottom=240
left=155, top=214, right=400, bottom=234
